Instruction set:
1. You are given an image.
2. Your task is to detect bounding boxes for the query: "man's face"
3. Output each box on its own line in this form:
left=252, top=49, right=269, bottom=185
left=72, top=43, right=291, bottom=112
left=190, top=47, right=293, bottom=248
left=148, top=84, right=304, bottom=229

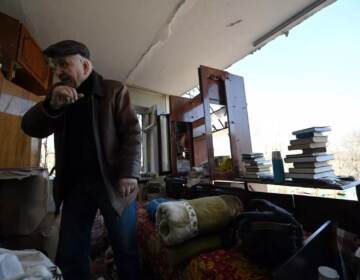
left=48, top=55, right=87, bottom=87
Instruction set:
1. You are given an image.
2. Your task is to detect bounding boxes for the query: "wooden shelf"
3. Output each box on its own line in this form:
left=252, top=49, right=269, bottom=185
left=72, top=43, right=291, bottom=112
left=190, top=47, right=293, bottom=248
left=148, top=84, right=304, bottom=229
left=234, top=176, right=360, bottom=191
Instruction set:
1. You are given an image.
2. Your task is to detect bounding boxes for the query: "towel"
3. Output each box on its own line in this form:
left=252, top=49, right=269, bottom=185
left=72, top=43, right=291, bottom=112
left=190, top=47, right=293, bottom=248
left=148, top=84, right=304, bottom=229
left=156, top=195, right=243, bottom=246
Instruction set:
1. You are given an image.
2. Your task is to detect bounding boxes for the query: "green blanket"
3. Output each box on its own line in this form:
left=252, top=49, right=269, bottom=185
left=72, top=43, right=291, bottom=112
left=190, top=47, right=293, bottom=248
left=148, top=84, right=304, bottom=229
left=156, top=195, right=243, bottom=246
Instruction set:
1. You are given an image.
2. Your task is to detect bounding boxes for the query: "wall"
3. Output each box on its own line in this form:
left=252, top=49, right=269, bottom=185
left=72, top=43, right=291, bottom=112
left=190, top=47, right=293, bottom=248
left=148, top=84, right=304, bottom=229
left=128, top=85, right=169, bottom=114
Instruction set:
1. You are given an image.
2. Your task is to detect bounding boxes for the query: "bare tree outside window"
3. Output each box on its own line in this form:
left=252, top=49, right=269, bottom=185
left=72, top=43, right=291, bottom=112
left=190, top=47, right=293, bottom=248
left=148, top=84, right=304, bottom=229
left=331, top=130, right=360, bottom=179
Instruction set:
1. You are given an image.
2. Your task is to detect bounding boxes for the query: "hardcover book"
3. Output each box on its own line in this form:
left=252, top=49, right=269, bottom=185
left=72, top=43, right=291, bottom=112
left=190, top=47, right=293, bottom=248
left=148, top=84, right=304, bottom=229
left=245, top=172, right=272, bottom=178
left=285, top=171, right=335, bottom=179
left=288, top=166, right=333, bottom=174
left=293, top=161, right=330, bottom=168
left=286, top=153, right=328, bottom=158
left=296, top=132, right=326, bottom=139
left=290, top=136, right=327, bottom=146
left=292, top=126, right=331, bottom=135
left=243, top=158, right=270, bottom=164
left=288, top=142, right=327, bottom=150
left=284, top=154, right=334, bottom=163
left=242, top=153, right=264, bottom=159
left=302, top=148, right=327, bottom=154
left=246, top=171, right=272, bottom=175
left=246, top=166, right=271, bottom=171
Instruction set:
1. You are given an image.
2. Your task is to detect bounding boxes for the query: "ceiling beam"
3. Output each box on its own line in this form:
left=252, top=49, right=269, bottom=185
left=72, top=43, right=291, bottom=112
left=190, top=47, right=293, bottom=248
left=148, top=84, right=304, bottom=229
left=253, top=0, right=336, bottom=48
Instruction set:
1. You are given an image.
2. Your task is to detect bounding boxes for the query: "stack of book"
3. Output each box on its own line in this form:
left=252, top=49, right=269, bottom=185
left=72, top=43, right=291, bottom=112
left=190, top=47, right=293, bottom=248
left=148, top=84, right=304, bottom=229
left=242, top=153, right=272, bottom=178
left=285, top=127, right=335, bottom=180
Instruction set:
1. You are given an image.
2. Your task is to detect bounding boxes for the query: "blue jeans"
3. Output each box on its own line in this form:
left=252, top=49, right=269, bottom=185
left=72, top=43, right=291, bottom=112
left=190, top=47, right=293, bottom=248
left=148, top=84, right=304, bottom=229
left=55, top=182, right=139, bottom=280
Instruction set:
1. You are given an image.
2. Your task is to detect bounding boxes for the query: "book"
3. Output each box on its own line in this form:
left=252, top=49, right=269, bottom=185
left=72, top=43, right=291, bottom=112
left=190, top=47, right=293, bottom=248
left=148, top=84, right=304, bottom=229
left=286, top=153, right=327, bottom=158
left=246, top=166, right=271, bottom=172
left=245, top=164, right=271, bottom=170
left=285, top=171, right=335, bottom=179
left=288, top=142, right=327, bottom=150
left=243, top=158, right=270, bottom=164
left=292, top=126, right=331, bottom=135
left=302, top=148, right=327, bottom=154
left=288, top=166, right=333, bottom=174
left=246, top=170, right=272, bottom=175
left=245, top=172, right=273, bottom=178
left=245, top=164, right=271, bottom=169
left=242, top=153, right=264, bottom=159
left=290, top=136, right=328, bottom=146
left=296, top=132, right=326, bottom=139
left=293, top=161, right=331, bottom=168
left=284, top=154, right=334, bottom=163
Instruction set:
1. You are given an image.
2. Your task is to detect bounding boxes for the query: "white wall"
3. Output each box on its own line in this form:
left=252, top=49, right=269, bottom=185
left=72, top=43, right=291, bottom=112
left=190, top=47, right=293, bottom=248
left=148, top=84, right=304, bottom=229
left=128, top=85, right=169, bottom=114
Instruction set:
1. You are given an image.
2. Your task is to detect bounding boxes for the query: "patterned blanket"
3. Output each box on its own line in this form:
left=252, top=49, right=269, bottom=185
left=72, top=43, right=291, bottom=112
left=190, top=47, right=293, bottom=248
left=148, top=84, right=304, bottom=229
left=137, top=203, right=270, bottom=280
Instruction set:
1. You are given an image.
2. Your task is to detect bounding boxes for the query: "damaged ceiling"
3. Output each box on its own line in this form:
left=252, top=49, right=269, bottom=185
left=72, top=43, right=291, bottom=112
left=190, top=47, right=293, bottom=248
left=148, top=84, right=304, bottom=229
left=0, top=0, right=335, bottom=95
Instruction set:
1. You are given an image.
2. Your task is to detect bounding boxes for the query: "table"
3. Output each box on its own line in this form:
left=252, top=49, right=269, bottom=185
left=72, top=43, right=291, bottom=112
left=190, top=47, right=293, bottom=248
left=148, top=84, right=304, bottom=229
left=231, top=176, right=360, bottom=200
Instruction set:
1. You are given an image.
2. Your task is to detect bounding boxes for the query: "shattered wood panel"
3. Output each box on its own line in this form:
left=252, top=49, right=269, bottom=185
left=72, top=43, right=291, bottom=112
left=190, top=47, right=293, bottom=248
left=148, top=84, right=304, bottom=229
left=225, top=73, right=252, bottom=176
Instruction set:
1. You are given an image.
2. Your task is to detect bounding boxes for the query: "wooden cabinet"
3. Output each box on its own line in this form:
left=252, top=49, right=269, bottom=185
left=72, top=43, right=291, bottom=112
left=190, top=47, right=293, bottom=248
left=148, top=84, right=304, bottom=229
left=198, top=65, right=252, bottom=179
left=15, top=25, right=52, bottom=93
left=0, top=72, right=43, bottom=168
left=0, top=11, right=20, bottom=74
left=169, top=65, right=252, bottom=179
left=0, top=11, right=52, bottom=95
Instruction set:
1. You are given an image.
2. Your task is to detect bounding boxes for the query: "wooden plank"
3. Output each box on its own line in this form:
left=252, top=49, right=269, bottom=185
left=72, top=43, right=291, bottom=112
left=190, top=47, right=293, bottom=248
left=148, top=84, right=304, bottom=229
left=193, top=135, right=208, bottom=166
left=169, top=95, right=189, bottom=122
left=189, top=94, right=204, bottom=122
left=192, top=117, right=204, bottom=128
left=0, top=112, right=30, bottom=168
left=1, top=72, right=43, bottom=102
left=225, top=74, right=252, bottom=176
left=169, top=95, right=204, bottom=123
left=0, top=112, right=41, bottom=168
left=198, top=65, right=217, bottom=179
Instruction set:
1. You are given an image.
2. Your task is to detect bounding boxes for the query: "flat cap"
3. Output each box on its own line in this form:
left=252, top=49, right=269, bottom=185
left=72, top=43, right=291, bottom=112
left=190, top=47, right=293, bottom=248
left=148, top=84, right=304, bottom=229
left=43, top=40, right=90, bottom=59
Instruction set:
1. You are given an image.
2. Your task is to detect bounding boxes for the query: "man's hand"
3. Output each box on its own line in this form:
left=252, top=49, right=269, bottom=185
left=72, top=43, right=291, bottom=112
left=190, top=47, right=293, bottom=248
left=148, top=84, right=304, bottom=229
left=117, top=178, right=137, bottom=198
left=50, top=85, right=84, bottom=110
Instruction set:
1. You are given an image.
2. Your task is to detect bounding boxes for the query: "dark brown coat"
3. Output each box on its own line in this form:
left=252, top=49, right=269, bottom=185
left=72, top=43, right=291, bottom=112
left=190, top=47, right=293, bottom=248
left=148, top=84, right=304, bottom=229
left=21, top=72, right=141, bottom=215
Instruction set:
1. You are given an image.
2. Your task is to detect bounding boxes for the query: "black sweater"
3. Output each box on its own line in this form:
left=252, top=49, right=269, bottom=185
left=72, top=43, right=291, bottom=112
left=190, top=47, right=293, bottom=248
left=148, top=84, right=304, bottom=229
left=64, top=71, right=102, bottom=184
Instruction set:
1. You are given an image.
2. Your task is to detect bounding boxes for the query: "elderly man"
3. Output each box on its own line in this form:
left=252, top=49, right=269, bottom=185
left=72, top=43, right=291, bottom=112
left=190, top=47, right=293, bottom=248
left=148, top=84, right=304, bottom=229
left=21, top=40, right=141, bottom=279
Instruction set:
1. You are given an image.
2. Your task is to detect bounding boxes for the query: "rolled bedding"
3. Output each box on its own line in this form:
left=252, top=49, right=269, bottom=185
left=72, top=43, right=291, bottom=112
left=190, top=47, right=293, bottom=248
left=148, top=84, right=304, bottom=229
left=156, top=195, right=243, bottom=246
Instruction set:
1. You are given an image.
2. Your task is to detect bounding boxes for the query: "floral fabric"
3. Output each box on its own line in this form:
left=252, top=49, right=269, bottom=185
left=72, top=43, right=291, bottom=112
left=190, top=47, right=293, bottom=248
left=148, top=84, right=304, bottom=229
left=137, top=203, right=270, bottom=280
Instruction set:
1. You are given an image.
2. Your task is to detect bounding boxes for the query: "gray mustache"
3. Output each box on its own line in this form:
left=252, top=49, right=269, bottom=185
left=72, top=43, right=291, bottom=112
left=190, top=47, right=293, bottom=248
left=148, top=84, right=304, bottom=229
left=59, top=74, right=71, bottom=82
left=59, top=74, right=76, bottom=87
